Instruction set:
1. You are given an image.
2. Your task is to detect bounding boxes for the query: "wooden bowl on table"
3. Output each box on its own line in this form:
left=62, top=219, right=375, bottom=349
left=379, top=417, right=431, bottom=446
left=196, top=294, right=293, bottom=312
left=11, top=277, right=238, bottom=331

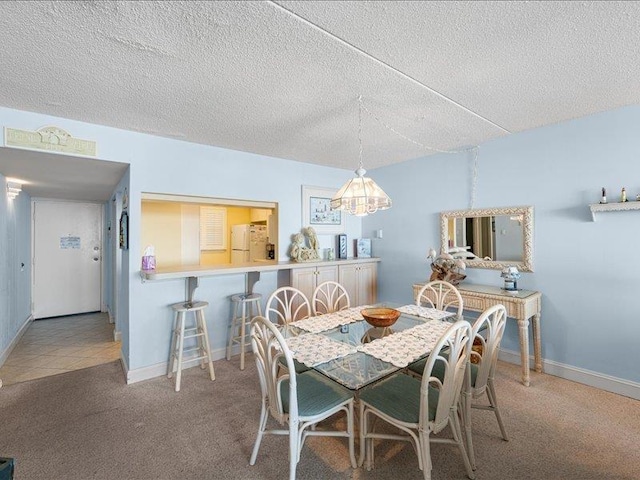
left=361, top=307, right=401, bottom=328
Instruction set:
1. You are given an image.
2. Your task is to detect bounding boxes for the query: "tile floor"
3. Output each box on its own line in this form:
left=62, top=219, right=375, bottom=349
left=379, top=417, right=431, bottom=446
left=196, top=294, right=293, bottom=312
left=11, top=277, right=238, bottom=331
left=0, top=312, right=121, bottom=386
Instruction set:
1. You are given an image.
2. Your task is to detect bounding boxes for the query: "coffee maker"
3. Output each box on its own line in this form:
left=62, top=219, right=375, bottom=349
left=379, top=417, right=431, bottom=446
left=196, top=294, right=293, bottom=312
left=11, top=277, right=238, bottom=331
left=266, top=242, right=275, bottom=260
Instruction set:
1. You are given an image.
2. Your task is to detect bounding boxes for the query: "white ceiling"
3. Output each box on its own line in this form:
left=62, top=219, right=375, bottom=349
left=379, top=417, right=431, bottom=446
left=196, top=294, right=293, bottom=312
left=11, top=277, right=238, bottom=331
left=1, top=1, right=640, bottom=199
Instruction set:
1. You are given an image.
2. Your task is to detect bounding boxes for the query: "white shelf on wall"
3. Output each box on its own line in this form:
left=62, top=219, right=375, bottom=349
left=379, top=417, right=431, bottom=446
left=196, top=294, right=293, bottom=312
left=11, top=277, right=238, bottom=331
left=589, top=202, right=640, bottom=221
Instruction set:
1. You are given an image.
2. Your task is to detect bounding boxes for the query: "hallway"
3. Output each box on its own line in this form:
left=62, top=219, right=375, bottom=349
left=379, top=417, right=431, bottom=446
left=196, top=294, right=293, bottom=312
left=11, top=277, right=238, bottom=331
left=0, top=312, right=120, bottom=386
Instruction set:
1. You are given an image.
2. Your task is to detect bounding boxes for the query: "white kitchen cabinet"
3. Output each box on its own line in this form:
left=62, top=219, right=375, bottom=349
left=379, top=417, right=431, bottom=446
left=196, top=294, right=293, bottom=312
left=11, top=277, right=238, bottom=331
left=290, top=265, right=338, bottom=302
left=250, top=208, right=271, bottom=223
left=339, top=261, right=377, bottom=306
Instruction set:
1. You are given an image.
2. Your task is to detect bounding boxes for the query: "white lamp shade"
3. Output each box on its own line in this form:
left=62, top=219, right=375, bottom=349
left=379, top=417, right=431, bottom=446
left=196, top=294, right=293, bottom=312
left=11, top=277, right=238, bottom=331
left=330, top=168, right=391, bottom=217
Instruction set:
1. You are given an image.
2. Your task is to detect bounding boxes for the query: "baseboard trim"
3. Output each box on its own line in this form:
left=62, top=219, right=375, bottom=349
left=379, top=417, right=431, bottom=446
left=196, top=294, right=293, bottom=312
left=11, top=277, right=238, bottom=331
left=0, top=315, right=34, bottom=366
left=125, top=346, right=228, bottom=385
left=106, top=306, right=115, bottom=325
left=119, top=350, right=129, bottom=384
left=113, top=330, right=122, bottom=342
left=499, top=348, right=640, bottom=400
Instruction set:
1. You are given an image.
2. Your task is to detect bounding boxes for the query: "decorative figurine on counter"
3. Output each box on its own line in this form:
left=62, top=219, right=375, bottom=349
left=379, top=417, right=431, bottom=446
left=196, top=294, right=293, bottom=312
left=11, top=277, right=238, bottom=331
left=289, top=227, right=321, bottom=262
left=289, top=233, right=303, bottom=261
left=303, top=226, right=319, bottom=252
left=621, top=187, right=628, bottom=202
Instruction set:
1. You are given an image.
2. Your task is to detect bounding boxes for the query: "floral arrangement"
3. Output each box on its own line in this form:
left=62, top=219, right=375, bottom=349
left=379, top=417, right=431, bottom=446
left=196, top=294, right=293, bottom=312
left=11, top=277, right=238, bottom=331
left=427, top=248, right=467, bottom=285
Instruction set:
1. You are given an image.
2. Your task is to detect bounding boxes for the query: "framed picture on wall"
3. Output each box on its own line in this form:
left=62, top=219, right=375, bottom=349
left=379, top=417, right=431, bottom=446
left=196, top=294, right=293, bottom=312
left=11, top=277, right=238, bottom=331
left=119, top=211, right=129, bottom=250
left=301, top=185, right=344, bottom=234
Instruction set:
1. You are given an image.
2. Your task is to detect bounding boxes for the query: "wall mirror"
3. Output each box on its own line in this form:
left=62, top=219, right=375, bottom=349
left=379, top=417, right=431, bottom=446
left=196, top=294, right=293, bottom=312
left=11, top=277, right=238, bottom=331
left=440, top=205, right=534, bottom=272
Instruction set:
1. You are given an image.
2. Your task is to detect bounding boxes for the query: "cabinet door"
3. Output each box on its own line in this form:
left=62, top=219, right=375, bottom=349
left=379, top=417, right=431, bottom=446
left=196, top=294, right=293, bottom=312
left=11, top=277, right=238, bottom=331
left=357, top=262, right=377, bottom=305
left=290, top=267, right=317, bottom=303
left=316, top=265, right=338, bottom=286
left=339, top=262, right=377, bottom=306
left=339, top=264, right=360, bottom=306
left=250, top=208, right=271, bottom=222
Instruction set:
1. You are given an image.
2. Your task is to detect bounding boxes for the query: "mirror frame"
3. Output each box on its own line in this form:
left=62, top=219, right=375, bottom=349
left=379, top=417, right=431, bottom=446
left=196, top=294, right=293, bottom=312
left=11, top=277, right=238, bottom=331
left=440, top=205, right=534, bottom=272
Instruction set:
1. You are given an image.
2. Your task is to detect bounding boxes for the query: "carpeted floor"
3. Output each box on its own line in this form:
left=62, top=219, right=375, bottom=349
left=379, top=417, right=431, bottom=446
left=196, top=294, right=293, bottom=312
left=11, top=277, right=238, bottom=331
left=1, top=357, right=639, bottom=480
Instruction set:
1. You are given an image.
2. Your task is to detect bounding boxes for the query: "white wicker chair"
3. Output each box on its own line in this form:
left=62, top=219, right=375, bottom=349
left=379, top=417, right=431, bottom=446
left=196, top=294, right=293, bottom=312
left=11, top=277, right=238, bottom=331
left=265, top=287, right=312, bottom=374
left=359, top=320, right=475, bottom=480
left=415, top=280, right=464, bottom=318
left=311, top=281, right=350, bottom=315
left=265, top=287, right=311, bottom=327
left=249, top=315, right=357, bottom=480
left=460, top=304, right=509, bottom=470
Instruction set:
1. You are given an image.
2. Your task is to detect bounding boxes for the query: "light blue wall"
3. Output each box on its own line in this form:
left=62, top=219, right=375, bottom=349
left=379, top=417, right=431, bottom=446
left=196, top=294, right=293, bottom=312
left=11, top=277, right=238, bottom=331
left=4, top=104, right=639, bottom=387
left=367, top=105, right=640, bottom=385
left=0, top=107, right=362, bottom=374
left=0, top=174, right=32, bottom=360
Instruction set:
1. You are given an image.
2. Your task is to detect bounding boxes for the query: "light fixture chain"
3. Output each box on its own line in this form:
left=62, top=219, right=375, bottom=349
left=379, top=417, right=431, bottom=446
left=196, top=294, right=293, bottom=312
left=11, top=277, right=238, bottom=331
left=469, top=147, right=479, bottom=209
left=358, top=96, right=481, bottom=208
left=358, top=95, right=364, bottom=170
left=359, top=99, right=477, bottom=156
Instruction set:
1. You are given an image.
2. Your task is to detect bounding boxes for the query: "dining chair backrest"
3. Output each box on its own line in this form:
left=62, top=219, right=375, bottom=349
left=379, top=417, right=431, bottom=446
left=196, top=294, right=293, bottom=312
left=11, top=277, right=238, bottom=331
left=250, top=315, right=297, bottom=422
left=265, top=287, right=311, bottom=326
left=311, top=281, right=350, bottom=315
left=470, top=304, right=507, bottom=397
left=416, top=280, right=464, bottom=318
left=420, top=320, right=472, bottom=434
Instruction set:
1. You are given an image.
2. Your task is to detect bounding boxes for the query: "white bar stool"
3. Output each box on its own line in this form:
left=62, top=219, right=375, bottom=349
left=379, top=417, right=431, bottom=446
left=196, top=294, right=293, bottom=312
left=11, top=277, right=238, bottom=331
left=226, top=293, right=262, bottom=370
left=168, top=300, right=215, bottom=392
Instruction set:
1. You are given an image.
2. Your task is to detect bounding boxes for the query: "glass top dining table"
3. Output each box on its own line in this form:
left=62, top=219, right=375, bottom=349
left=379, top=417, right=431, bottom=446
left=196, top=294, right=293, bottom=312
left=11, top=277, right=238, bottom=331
left=286, top=305, right=459, bottom=391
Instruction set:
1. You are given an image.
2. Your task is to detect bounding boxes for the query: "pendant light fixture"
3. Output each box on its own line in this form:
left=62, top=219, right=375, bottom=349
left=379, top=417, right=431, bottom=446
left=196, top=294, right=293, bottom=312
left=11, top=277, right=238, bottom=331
left=330, top=96, right=391, bottom=217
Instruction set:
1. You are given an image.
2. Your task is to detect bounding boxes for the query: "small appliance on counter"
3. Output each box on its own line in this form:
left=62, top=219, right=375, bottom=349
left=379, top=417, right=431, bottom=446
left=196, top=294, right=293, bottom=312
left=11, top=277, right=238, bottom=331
left=266, top=242, right=275, bottom=260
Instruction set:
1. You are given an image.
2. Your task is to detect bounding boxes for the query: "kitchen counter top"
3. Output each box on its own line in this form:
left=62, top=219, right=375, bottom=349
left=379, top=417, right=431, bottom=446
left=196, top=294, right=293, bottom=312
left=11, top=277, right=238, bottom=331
left=141, top=257, right=381, bottom=281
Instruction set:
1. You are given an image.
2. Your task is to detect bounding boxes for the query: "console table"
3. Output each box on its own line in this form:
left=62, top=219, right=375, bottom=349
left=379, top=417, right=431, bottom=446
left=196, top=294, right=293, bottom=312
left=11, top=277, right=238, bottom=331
left=413, top=283, right=542, bottom=386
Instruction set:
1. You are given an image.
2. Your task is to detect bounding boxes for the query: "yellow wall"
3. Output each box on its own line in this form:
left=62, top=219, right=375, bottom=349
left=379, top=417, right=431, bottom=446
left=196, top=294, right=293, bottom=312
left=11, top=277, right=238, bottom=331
left=142, top=201, right=256, bottom=267
left=141, top=201, right=183, bottom=267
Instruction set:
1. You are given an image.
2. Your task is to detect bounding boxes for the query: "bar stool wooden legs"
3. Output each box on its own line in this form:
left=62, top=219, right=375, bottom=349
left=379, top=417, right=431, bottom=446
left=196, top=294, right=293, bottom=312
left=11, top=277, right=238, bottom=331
left=226, top=293, right=262, bottom=370
left=168, top=301, right=215, bottom=392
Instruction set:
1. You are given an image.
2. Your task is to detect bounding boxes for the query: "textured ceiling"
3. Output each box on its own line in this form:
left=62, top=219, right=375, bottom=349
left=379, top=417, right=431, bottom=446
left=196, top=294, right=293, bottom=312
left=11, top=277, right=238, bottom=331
left=1, top=1, right=640, bottom=199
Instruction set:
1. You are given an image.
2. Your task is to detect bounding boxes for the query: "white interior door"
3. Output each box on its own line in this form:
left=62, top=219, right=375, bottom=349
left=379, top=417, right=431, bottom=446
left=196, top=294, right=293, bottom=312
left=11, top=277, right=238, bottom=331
left=33, top=200, right=103, bottom=319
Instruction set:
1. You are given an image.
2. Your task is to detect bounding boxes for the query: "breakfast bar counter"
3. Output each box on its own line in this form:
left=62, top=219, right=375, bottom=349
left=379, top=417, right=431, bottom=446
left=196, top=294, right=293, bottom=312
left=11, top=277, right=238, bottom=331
left=141, top=257, right=380, bottom=281
left=142, top=257, right=381, bottom=305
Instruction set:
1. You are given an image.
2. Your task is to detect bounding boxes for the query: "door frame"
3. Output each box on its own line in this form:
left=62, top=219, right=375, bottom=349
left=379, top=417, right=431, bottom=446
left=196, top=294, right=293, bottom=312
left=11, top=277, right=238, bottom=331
left=111, top=194, right=121, bottom=338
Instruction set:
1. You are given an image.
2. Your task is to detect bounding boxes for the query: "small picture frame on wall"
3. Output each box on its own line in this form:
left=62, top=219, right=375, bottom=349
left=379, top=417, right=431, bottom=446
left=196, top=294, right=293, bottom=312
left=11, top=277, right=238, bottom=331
left=337, top=234, right=347, bottom=259
left=355, top=238, right=371, bottom=258
left=119, top=211, right=129, bottom=250
left=301, top=185, right=344, bottom=234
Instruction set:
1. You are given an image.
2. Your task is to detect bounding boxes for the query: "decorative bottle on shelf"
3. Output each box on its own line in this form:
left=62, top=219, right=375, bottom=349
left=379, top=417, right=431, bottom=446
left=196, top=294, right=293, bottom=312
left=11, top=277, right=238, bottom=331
left=600, top=187, right=607, bottom=204
left=621, top=187, right=628, bottom=203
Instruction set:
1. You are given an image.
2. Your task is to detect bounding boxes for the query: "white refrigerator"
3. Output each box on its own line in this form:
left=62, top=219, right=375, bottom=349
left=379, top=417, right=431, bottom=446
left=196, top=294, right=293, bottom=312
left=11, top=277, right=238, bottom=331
left=231, top=224, right=267, bottom=264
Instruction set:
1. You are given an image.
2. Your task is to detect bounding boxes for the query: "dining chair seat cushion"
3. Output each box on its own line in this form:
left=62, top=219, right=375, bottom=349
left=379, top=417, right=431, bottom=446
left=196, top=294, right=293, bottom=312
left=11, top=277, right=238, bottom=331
left=278, top=356, right=310, bottom=374
left=359, top=373, right=439, bottom=424
left=280, top=370, right=353, bottom=417
left=409, top=354, right=479, bottom=387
